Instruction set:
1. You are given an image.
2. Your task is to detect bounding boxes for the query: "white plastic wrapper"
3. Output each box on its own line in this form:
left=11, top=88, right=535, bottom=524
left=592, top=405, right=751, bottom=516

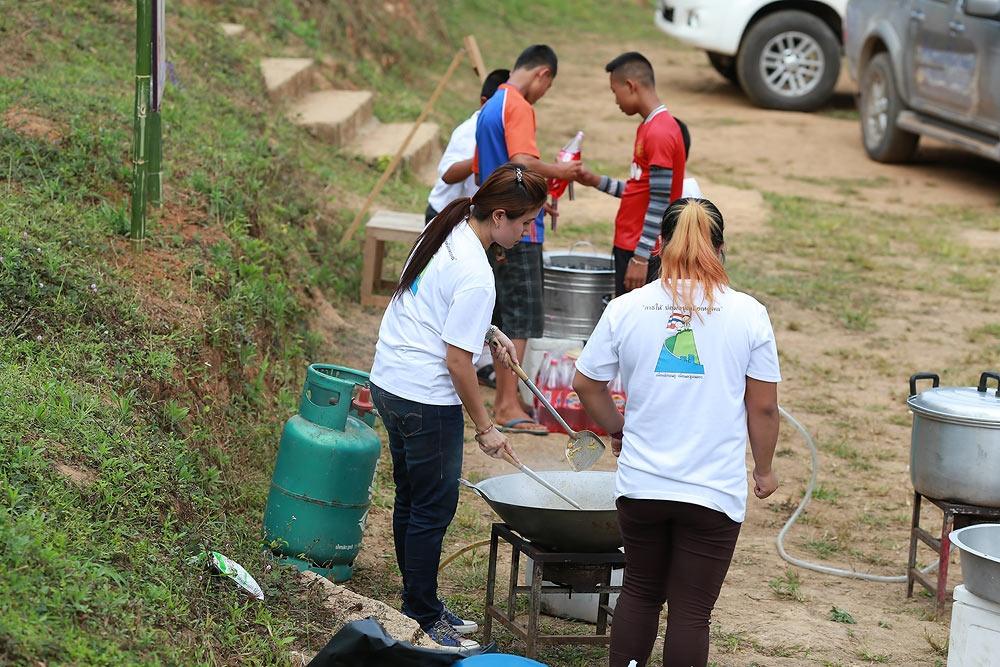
left=192, top=550, right=264, bottom=601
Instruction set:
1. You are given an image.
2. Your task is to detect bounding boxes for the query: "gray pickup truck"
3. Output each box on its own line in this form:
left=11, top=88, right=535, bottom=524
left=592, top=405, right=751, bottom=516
left=845, top=0, right=1000, bottom=163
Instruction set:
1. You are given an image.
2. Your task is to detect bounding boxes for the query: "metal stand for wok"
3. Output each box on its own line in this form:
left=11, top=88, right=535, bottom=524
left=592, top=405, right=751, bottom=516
left=484, top=523, right=624, bottom=659
left=906, top=492, right=1000, bottom=610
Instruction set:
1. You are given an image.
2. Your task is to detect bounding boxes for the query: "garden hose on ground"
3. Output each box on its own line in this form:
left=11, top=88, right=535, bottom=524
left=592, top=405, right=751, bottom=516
left=440, top=407, right=938, bottom=583
left=777, top=405, right=937, bottom=583
left=439, top=539, right=491, bottom=572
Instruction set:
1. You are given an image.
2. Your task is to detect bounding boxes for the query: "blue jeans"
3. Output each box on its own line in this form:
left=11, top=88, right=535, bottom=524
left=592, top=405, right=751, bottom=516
left=369, top=384, right=465, bottom=630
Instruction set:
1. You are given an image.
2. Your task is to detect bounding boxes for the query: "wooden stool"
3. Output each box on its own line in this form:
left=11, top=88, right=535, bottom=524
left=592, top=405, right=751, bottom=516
left=360, top=210, right=424, bottom=308
left=907, top=492, right=1000, bottom=609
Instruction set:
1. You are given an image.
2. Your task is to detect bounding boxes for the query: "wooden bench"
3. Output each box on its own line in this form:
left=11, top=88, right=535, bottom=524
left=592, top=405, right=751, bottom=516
left=360, top=209, right=424, bottom=309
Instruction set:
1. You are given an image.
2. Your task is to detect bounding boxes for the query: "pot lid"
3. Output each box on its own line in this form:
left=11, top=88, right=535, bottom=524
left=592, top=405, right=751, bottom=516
left=907, top=372, right=1000, bottom=427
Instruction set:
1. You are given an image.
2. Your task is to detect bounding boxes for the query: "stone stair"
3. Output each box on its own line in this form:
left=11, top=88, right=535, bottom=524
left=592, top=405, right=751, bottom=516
left=260, top=57, right=317, bottom=102
left=259, top=57, right=440, bottom=176
left=288, top=90, right=373, bottom=146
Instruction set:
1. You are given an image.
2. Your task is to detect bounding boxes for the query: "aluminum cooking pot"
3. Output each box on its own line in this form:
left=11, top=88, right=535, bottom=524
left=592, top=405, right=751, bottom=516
left=907, top=371, right=1000, bottom=507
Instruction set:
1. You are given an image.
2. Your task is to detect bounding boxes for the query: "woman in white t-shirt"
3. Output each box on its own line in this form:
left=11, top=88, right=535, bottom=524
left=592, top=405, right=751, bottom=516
left=574, top=198, right=781, bottom=667
left=369, top=164, right=548, bottom=653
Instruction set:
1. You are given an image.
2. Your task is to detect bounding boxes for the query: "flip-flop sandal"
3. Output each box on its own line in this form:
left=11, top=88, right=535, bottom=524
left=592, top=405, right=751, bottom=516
left=477, top=364, right=496, bottom=389
left=497, top=418, right=549, bottom=436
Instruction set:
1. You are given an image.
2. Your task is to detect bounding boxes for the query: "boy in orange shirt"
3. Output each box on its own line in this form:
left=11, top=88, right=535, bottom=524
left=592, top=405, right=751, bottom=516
left=474, top=44, right=582, bottom=433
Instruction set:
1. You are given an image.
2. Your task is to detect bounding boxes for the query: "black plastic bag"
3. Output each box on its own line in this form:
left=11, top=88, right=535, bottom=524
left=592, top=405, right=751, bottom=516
left=306, top=617, right=468, bottom=667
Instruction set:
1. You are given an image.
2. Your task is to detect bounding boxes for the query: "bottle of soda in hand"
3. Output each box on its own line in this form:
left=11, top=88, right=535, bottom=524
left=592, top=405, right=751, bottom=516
left=548, top=131, right=584, bottom=201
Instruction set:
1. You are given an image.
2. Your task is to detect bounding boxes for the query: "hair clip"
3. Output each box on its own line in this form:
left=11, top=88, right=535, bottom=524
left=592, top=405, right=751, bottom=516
left=514, top=167, right=523, bottom=184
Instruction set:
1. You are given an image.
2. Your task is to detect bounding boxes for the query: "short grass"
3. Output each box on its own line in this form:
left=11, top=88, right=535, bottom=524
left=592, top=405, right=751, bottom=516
left=769, top=569, right=805, bottom=602
left=829, top=606, right=856, bottom=624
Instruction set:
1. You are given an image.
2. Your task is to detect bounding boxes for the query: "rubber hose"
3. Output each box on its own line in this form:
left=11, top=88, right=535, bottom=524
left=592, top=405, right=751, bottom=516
left=441, top=407, right=936, bottom=584
left=439, top=539, right=492, bottom=572
left=777, top=405, right=937, bottom=583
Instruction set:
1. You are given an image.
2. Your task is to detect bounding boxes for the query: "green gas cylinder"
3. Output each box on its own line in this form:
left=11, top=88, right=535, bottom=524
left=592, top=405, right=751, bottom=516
left=263, top=363, right=380, bottom=582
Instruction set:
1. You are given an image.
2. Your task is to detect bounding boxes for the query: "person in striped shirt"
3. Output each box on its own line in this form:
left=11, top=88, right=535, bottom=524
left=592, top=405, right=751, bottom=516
left=576, top=52, right=687, bottom=297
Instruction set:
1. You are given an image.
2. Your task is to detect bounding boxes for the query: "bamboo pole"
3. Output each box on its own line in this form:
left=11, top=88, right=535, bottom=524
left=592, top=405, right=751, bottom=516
left=463, top=35, right=487, bottom=84
left=338, top=48, right=466, bottom=247
left=130, top=0, right=152, bottom=244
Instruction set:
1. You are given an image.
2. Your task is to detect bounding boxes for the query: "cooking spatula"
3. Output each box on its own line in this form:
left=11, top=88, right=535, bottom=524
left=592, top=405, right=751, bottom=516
left=509, top=361, right=607, bottom=472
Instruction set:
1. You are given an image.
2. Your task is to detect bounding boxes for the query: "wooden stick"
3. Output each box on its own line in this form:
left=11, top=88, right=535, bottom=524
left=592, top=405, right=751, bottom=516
left=463, top=34, right=487, bottom=84
left=339, top=48, right=466, bottom=247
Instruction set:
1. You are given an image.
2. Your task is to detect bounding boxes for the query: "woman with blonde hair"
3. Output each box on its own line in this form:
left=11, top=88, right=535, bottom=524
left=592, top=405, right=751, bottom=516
left=573, top=198, right=781, bottom=667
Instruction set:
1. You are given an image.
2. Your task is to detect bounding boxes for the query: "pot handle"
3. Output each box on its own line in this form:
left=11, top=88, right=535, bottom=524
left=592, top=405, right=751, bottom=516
left=909, top=372, right=940, bottom=397
left=459, top=478, right=490, bottom=502
left=977, top=371, right=1000, bottom=398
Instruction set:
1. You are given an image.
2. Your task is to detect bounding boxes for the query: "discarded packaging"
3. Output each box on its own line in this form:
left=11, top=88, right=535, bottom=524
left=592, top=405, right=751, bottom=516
left=190, top=550, right=264, bottom=601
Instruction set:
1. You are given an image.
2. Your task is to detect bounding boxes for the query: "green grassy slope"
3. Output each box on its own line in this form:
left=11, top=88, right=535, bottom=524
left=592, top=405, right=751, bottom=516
left=0, top=1, right=660, bottom=663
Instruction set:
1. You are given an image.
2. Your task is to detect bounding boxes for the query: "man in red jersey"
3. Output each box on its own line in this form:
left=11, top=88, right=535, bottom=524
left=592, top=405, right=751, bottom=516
left=577, top=52, right=686, bottom=297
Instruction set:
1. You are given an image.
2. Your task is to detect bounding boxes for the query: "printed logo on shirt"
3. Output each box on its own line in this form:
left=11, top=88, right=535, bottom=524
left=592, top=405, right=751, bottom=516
left=409, top=237, right=455, bottom=295
left=409, top=268, right=426, bottom=295
left=654, top=312, right=705, bottom=377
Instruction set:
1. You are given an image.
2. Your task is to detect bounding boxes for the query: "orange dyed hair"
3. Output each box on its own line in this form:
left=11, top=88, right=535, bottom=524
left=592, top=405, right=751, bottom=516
left=658, top=198, right=728, bottom=315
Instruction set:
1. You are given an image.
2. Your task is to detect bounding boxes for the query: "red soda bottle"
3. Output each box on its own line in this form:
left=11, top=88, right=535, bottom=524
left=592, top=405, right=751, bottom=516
left=536, top=357, right=564, bottom=434
left=547, top=131, right=584, bottom=200
left=610, top=374, right=627, bottom=415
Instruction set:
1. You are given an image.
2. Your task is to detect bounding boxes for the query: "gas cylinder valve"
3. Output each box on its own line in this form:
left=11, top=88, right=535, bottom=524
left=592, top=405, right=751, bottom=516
left=352, top=386, right=375, bottom=419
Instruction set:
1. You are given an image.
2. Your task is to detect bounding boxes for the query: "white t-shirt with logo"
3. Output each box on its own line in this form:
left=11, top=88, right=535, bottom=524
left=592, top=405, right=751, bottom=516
left=370, top=221, right=495, bottom=406
left=576, top=280, right=781, bottom=522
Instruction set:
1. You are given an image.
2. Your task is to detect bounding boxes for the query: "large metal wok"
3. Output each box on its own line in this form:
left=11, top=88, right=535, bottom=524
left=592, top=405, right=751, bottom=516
left=460, top=470, right=621, bottom=553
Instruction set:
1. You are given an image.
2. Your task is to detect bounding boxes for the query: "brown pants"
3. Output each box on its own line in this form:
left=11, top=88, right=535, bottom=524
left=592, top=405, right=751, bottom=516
left=610, top=497, right=741, bottom=667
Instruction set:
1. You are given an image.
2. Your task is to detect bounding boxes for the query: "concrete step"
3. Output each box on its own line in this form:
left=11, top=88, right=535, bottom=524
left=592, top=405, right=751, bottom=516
left=260, top=57, right=316, bottom=102
left=287, top=90, right=374, bottom=147
left=219, top=23, right=246, bottom=37
left=348, top=121, right=440, bottom=175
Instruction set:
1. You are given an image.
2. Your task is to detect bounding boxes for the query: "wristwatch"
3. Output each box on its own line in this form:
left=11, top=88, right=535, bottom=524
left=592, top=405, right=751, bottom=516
left=484, top=325, right=499, bottom=346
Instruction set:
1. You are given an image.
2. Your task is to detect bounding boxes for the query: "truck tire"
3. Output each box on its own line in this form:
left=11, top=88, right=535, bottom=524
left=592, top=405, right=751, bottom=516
left=859, top=52, right=918, bottom=163
left=736, top=10, right=841, bottom=111
left=707, top=51, right=738, bottom=84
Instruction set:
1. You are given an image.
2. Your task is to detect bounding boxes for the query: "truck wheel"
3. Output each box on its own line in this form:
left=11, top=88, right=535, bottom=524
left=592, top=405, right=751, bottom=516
left=859, top=52, right=918, bottom=163
left=707, top=51, right=738, bottom=84
left=736, top=10, right=841, bottom=111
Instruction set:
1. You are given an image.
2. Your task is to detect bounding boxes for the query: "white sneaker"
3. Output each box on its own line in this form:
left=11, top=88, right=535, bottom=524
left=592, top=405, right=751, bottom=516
left=441, top=604, right=480, bottom=635
left=425, top=619, right=480, bottom=654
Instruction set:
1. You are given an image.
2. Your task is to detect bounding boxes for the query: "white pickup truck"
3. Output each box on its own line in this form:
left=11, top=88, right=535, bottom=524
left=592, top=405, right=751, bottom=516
left=654, top=0, right=847, bottom=111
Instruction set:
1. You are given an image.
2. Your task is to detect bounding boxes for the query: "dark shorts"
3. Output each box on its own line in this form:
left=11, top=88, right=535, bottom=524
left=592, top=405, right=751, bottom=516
left=613, top=246, right=662, bottom=298
left=491, top=242, right=544, bottom=340
left=424, top=203, right=438, bottom=225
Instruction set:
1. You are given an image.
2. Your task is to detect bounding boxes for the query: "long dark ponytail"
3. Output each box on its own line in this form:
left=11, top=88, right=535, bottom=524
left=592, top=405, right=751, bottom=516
left=395, top=163, right=547, bottom=298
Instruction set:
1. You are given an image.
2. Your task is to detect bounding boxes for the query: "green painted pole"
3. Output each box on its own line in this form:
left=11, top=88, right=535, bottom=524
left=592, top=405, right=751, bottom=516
left=130, top=0, right=152, bottom=244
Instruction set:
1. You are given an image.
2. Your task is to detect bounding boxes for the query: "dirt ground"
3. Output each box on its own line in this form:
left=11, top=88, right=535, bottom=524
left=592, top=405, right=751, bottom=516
left=329, top=37, right=999, bottom=667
